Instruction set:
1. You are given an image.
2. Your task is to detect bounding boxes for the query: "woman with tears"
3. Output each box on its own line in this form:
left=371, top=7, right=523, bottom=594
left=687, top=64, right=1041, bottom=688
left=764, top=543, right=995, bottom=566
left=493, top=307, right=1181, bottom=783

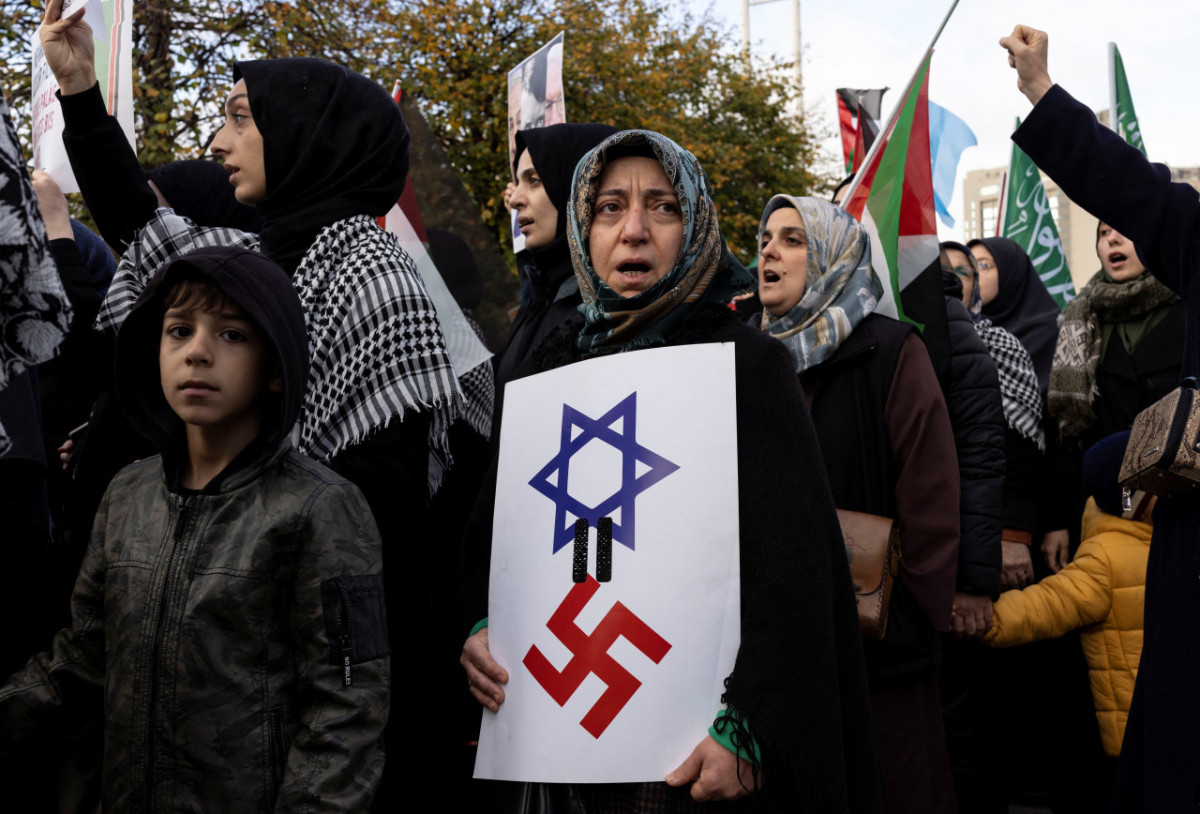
left=461, top=130, right=881, bottom=812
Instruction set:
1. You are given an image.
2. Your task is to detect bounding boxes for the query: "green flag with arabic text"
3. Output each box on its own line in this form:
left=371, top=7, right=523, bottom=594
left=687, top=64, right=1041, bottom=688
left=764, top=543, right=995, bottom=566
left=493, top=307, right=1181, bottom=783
left=1109, top=43, right=1147, bottom=156
left=1001, top=117, right=1075, bottom=308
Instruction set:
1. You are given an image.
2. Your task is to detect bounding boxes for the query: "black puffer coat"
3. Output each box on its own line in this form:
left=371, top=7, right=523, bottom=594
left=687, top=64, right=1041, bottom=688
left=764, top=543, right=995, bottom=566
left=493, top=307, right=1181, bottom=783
left=940, top=274, right=1004, bottom=596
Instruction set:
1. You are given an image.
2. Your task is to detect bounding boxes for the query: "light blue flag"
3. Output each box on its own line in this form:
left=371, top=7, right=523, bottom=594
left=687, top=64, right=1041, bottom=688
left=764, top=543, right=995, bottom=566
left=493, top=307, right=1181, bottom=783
left=928, top=101, right=977, bottom=228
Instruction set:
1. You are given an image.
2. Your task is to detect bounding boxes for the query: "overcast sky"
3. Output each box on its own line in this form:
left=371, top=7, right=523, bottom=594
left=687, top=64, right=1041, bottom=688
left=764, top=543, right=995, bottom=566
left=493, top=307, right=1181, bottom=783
left=691, top=0, right=1198, bottom=240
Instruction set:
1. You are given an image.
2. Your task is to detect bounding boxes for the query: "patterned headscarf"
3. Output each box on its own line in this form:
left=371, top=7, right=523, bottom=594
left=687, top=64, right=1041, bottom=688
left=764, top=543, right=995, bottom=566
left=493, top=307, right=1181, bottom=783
left=567, top=130, right=754, bottom=357
left=1049, top=267, right=1178, bottom=438
left=756, top=196, right=882, bottom=373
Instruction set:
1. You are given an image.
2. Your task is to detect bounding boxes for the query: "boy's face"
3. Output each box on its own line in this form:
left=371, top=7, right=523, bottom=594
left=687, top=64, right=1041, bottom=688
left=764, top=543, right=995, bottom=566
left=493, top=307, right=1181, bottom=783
left=159, top=301, right=281, bottom=434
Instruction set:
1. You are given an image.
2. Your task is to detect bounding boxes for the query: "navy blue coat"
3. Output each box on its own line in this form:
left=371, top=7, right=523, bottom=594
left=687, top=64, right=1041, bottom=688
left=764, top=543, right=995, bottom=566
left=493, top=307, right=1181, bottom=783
left=1015, top=83, right=1200, bottom=812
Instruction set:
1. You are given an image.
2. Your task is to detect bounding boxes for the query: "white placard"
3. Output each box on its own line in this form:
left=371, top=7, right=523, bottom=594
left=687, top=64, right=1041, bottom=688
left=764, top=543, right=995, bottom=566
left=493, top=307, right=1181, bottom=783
left=476, top=343, right=740, bottom=783
left=32, top=0, right=134, bottom=193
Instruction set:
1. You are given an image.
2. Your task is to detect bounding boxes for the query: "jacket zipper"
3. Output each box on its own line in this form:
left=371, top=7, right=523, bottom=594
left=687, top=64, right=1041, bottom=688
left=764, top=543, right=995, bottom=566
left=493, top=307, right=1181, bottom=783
left=146, top=497, right=190, bottom=801
left=337, top=582, right=354, bottom=687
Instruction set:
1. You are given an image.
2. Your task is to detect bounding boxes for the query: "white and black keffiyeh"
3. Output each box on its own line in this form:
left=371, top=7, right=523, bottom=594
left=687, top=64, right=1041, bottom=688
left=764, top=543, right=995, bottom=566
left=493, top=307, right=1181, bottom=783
left=0, top=92, right=72, bottom=455
left=96, top=210, right=462, bottom=474
left=976, top=317, right=1044, bottom=449
left=455, top=314, right=494, bottom=439
left=290, top=214, right=461, bottom=464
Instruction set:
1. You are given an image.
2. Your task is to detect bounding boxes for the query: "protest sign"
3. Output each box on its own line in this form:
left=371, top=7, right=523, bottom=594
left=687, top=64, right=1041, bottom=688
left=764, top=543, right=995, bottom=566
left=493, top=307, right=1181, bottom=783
left=507, top=32, right=565, bottom=253
left=31, top=0, right=134, bottom=193
left=475, top=344, right=740, bottom=783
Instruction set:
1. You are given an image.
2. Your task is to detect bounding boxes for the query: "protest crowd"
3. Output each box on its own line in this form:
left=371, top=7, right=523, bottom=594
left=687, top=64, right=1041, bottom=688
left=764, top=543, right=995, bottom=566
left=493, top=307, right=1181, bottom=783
left=1, top=0, right=1199, bottom=811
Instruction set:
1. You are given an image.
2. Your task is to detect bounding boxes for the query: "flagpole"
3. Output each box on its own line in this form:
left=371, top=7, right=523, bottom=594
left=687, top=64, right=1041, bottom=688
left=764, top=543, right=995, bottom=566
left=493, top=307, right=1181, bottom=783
left=995, top=170, right=1007, bottom=238
left=839, top=0, right=961, bottom=207
left=1107, top=42, right=1118, bottom=133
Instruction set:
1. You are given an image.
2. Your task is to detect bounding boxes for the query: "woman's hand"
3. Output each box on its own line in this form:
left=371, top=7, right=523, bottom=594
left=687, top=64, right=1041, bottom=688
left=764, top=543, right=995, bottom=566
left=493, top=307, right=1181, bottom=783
left=999, top=25, right=1053, bottom=106
left=460, top=629, right=508, bottom=712
left=1040, top=529, right=1070, bottom=573
left=949, top=591, right=993, bottom=638
left=40, top=0, right=97, bottom=96
left=666, top=735, right=760, bottom=802
left=32, top=170, right=73, bottom=240
left=502, top=181, right=517, bottom=213
left=1000, top=540, right=1035, bottom=589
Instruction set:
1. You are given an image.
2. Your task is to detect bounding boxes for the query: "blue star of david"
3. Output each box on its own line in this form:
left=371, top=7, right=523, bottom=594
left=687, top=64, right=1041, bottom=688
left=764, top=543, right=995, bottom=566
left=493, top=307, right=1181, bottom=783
left=529, top=392, right=679, bottom=554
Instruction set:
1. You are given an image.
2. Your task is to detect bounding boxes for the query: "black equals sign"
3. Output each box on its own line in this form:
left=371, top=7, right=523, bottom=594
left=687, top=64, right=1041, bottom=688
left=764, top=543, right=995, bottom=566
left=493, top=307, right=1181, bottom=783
left=572, top=517, right=613, bottom=583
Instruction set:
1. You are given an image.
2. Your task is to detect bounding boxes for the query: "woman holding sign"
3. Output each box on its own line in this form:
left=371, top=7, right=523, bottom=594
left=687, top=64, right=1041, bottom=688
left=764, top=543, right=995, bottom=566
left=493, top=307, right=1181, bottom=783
left=462, top=130, right=881, bottom=811
left=755, top=195, right=960, bottom=812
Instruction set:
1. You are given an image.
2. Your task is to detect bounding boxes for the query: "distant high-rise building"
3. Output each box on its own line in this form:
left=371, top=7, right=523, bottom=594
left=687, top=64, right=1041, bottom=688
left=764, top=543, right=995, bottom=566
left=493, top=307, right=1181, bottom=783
left=960, top=157, right=1200, bottom=293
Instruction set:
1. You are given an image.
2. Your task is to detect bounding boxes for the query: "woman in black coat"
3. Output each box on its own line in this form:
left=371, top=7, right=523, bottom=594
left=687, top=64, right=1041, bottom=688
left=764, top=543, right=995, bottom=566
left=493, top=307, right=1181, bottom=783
left=463, top=130, right=880, bottom=812
left=1003, top=24, right=1200, bottom=811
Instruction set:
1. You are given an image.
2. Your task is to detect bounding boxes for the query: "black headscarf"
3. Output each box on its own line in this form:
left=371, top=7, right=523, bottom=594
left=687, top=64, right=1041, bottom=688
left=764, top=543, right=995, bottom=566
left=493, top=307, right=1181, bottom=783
left=146, top=159, right=263, bottom=235
left=233, top=58, right=409, bottom=273
left=971, top=236, right=1061, bottom=395
left=512, top=123, right=618, bottom=296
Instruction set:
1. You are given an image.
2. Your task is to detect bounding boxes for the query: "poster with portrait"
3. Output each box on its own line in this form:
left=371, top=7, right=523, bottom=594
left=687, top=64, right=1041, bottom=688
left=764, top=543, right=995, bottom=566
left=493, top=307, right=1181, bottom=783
left=31, top=0, right=134, bottom=193
left=507, top=32, right=565, bottom=253
left=474, top=344, right=741, bottom=783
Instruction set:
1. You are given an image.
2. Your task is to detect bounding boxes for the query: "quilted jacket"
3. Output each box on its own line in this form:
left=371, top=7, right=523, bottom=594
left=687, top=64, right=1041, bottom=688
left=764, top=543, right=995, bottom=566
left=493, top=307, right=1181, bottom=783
left=985, top=498, right=1150, bottom=755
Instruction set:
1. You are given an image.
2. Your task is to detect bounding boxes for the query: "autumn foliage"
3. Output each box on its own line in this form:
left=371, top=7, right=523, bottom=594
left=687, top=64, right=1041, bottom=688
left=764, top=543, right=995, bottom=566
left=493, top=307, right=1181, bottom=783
left=1, top=0, right=823, bottom=264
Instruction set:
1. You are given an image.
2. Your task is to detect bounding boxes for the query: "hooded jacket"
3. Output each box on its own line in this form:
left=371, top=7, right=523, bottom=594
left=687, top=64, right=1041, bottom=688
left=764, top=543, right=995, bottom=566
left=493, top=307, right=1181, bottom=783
left=985, top=499, right=1150, bottom=756
left=0, top=247, right=389, bottom=812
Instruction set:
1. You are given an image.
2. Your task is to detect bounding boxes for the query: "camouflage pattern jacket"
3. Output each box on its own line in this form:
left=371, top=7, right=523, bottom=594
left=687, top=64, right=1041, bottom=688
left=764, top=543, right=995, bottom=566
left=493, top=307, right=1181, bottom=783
left=0, top=440, right=390, bottom=812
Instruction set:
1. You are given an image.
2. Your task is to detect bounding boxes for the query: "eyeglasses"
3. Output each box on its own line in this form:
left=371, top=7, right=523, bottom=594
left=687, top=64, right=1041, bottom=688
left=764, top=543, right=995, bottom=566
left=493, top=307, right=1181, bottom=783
left=952, top=265, right=973, bottom=279
left=976, top=259, right=995, bottom=271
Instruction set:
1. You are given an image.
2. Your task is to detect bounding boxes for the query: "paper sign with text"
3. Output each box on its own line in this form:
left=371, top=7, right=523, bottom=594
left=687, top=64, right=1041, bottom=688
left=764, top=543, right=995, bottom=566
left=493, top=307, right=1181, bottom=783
left=32, top=0, right=134, bottom=193
left=475, top=343, right=740, bottom=782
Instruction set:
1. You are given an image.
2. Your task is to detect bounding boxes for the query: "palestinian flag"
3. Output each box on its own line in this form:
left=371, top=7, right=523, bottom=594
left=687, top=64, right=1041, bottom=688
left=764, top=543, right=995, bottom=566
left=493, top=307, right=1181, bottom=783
left=837, top=87, right=887, bottom=175
left=843, top=51, right=949, bottom=371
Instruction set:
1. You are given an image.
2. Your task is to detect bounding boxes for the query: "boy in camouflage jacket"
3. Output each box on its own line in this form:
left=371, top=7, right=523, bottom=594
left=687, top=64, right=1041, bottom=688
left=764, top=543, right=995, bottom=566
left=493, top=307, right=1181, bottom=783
left=0, top=246, right=389, bottom=811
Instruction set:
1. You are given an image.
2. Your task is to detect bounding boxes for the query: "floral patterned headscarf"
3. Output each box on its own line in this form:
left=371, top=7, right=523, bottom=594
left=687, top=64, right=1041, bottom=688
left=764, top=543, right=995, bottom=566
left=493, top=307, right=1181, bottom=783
left=757, top=195, right=882, bottom=373
left=567, top=130, right=754, bottom=357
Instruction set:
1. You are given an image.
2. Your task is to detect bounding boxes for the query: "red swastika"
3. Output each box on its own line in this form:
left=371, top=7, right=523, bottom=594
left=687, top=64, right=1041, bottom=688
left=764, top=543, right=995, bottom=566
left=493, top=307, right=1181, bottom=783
left=523, top=575, right=671, bottom=739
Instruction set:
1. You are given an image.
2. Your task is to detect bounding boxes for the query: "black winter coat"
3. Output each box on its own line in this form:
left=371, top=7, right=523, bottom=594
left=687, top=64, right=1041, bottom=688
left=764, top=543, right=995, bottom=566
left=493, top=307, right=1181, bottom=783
left=465, top=306, right=883, bottom=812
left=1016, top=83, right=1200, bottom=812
left=939, top=288, right=1004, bottom=597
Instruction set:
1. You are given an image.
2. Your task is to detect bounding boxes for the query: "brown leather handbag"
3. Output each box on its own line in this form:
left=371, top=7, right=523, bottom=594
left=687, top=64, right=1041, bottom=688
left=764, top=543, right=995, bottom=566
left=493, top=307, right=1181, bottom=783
left=1120, top=378, right=1200, bottom=498
left=836, top=508, right=901, bottom=639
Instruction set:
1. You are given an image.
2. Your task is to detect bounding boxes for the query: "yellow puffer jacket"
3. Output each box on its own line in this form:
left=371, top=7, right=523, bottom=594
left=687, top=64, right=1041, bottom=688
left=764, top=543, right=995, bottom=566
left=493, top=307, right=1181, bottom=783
left=984, top=498, right=1151, bottom=756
